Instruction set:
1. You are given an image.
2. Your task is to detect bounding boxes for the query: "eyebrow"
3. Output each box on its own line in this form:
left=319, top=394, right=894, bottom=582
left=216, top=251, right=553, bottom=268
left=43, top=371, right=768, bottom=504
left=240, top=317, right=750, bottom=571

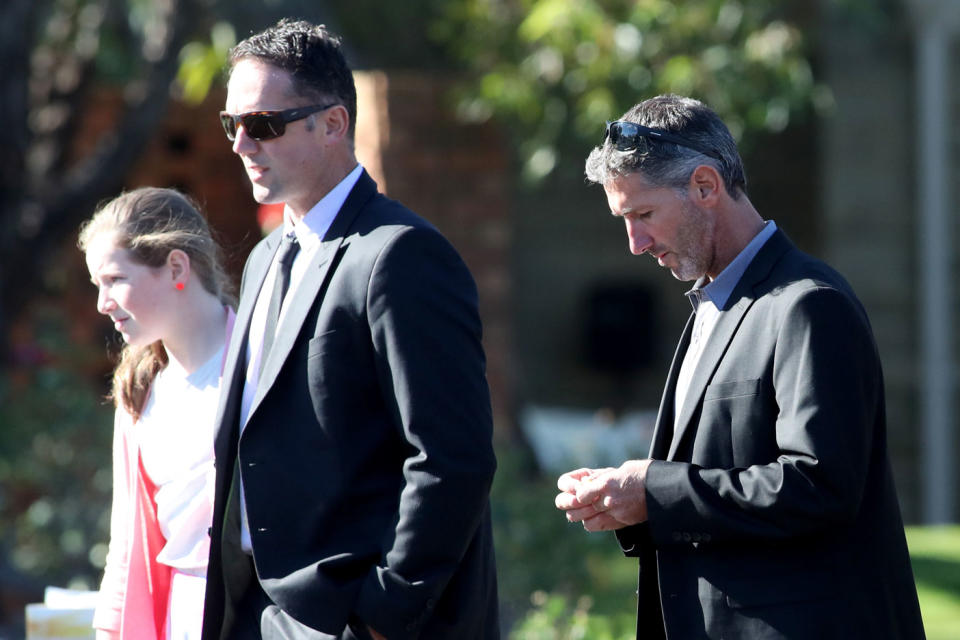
left=88, top=267, right=117, bottom=284
left=612, top=204, right=648, bottom=217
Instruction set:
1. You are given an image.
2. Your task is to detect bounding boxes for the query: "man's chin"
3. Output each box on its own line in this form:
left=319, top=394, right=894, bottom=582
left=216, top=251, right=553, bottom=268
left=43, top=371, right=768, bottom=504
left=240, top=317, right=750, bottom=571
left=251, top=185, right=281, bottom=205
left=669, top=264, right=702, bottom=282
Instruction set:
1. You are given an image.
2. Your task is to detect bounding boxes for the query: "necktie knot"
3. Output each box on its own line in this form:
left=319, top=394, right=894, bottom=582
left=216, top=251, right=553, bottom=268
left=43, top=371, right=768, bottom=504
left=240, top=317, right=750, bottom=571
left=278, top=232, right=299, bottom=266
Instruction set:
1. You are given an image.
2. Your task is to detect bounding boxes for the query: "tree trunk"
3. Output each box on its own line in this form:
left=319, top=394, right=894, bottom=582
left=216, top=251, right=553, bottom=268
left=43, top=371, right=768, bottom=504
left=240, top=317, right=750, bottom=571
left=0, top=0, right=204, bottom=364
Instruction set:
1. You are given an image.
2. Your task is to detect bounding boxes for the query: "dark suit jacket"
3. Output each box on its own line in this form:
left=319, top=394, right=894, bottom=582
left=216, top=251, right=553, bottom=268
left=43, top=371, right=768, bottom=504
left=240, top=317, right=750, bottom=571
left=202, top=172, right=499, bottom=640
left=616, top=230, right=925, bottom=639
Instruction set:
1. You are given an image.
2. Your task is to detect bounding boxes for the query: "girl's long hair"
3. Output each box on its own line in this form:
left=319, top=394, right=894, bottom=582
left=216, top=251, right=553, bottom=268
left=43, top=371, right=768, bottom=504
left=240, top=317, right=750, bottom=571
left=79, top=187, right=234, bottom=419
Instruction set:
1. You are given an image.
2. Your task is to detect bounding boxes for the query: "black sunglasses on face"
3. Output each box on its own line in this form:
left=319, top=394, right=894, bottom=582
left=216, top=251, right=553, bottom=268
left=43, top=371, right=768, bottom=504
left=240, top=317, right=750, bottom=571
left=603, top=120, right=723, bottom=161
left=219, top=103, right=339, bottom=141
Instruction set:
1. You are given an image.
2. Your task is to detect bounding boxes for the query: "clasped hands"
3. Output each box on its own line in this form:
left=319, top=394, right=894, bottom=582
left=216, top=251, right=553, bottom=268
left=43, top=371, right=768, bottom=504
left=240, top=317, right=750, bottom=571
left=554, top=460, right=651, bottom=531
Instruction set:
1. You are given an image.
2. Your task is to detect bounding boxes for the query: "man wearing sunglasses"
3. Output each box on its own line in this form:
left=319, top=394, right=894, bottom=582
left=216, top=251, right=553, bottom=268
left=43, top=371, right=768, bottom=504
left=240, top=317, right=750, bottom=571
left=203, top=19, right=499, bottom=640
left=555, top=95, right=924, bottom=639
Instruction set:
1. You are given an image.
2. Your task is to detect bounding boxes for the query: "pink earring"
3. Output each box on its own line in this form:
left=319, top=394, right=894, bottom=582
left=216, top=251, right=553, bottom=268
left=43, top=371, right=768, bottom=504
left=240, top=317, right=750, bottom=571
left=175, top=282, right=185, bottom=291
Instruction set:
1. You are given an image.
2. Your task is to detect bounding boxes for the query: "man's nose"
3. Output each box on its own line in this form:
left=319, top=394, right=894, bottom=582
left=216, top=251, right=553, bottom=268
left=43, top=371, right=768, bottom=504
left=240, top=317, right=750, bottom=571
left=232, top=125, right=258, bottom=155
left=625, top=218, right=652, bottom=255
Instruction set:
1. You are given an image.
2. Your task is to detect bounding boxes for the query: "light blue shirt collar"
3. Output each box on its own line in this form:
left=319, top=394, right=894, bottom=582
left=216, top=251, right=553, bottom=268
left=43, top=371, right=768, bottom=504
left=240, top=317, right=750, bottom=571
left=687, top=220, right=778, bottom=311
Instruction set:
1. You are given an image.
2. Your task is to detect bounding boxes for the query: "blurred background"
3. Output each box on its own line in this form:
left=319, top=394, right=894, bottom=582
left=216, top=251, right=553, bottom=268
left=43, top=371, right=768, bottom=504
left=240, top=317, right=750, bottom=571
left=1, top=0, right=959, bottom=637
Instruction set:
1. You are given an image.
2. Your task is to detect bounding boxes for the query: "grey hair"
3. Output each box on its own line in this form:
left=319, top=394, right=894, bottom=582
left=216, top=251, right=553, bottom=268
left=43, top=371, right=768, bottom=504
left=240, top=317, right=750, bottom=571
left=585, top=95, right=747, bottom=198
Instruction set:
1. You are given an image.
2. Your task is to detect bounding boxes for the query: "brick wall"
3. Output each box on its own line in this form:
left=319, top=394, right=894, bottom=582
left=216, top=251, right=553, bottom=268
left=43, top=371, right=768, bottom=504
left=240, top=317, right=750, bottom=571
left=354, top=71, right=514, bottom=432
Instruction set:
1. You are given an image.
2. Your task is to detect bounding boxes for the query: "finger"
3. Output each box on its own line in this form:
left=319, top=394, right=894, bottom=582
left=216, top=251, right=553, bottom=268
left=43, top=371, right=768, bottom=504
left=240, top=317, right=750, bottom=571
left=574, top=479, right=603, bottom=506
left=581, top=512, right=625, bottom=532
left=575, top=465, right=621, bottom=503
left=557, top=468, right=594, bottom=492
left=555, top=492, right=586, bottom=511
left=564, top=502, right=605, bottom=523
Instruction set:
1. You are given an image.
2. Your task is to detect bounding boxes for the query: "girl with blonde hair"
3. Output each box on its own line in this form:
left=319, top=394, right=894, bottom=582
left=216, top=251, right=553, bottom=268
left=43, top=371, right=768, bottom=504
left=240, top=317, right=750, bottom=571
left=80, top=187, right=235, bottom=640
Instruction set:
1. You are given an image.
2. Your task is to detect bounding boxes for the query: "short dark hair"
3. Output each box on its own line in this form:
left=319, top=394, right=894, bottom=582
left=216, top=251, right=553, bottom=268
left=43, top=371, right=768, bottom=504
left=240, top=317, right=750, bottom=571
left=585, top=95, right=747, bottom=198
left=229, top=19, right=357, bottom=138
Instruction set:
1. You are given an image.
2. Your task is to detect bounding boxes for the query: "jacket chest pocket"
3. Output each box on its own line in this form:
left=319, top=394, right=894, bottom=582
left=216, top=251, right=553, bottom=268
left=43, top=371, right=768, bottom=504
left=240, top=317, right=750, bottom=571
left=696, top=378, right=773, bottom=465
left=307, top=330, right=378, bottom=416
left=307, top=330, right=344, bottom=400
left=703, top=378, right=762, bottom=402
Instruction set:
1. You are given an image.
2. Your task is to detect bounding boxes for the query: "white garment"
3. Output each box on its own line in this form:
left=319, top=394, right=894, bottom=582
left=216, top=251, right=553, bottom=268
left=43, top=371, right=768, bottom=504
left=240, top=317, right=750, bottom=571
left=137, top=345, right=223, bottom=573
left=674, top=295, right=720, bottom=426
left=166, top=570, right=207, bottom=640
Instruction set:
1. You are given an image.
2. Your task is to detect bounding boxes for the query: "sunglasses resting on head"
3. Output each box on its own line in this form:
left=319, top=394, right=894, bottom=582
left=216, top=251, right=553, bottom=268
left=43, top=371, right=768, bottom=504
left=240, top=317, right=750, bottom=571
left=219, top=103, right=338, bottom=141
left=603, top=120, right=722, bottom=161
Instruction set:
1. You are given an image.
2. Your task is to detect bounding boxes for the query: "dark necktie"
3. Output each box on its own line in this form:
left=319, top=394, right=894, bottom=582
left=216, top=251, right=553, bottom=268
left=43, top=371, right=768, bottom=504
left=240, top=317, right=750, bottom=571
left=259, top=231, right=300, bottom=375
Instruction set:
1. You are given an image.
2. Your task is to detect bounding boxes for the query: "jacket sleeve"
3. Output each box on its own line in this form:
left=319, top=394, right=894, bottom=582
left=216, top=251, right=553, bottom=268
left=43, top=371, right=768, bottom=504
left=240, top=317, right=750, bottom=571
left=92, top=408, right=135, bottom=632
left=644, top=285, right=881, bottom=545
left=354, top=226, right=496, bottom=638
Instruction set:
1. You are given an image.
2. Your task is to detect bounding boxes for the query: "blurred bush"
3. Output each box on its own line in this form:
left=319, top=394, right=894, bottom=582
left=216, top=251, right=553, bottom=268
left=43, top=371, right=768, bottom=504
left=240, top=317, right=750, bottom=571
left=511, top=591, right=634, bottom=640
left=0, top=302, right=113, bottom=597
left=491, top=445, right=638, bottom=632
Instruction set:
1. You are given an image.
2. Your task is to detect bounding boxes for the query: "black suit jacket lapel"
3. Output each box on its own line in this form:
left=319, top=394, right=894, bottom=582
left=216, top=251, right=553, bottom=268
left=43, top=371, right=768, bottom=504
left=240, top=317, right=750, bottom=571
left=665, top=229, right=793, bottom=460
left=248, top=171, right=379, bottom=422
left=648, top=311, right=695, bottom=459
left=212, top=231, right=278, bottom=466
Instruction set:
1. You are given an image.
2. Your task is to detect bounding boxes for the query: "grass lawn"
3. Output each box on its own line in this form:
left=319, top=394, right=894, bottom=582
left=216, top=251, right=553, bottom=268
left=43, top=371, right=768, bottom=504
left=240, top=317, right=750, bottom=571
left=905, top=525, right=960, bottom=640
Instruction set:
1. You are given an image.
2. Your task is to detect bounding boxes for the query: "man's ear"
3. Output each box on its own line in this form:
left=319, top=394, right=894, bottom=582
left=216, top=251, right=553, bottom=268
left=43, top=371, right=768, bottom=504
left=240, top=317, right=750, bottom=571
left=688, top=164, right=723, bottom=207
left=319, top=104, right=350, bottom=141
left=167, top=249, right=191, bottom=285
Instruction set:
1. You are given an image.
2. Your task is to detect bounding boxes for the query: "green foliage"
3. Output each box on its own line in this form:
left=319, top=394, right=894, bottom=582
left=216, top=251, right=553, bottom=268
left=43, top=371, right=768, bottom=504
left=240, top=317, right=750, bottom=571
left=491, top=446, right=638, bottom=628
left=432, top=0, right=829, bottom=182
left=0, top=303, right=114, bottom=591
left=177, top=22, right=236, bottom=105
left=511, top=591, right=634, bottom=640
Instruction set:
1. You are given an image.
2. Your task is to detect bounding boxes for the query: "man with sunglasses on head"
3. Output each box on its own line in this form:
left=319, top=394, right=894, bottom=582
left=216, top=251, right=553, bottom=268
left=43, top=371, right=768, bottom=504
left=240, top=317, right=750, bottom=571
left=555, top=94, right=924, bottom=639
left=203, top=18, right=499, bottom=640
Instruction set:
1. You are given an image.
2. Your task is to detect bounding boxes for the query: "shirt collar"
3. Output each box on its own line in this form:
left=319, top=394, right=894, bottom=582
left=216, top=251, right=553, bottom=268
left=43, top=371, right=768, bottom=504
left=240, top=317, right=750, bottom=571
left=282, top=163, right=364, bottom=251
left=686, top=220, right=778, bottom=311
